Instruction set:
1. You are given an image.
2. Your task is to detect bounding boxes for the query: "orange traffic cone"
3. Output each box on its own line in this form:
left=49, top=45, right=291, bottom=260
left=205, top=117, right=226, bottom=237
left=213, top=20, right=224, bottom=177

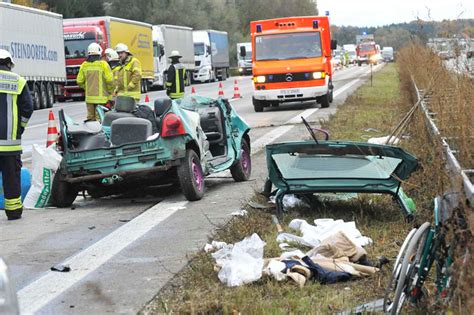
left=46, top=110, right=58, bottom=147
left=233, top=79, right=241, bottom=99
left=144, top=94, right=150, bottom=102
left=218, top=82, right=224, bottom=97
left=191, top=86, right=196, bottom=94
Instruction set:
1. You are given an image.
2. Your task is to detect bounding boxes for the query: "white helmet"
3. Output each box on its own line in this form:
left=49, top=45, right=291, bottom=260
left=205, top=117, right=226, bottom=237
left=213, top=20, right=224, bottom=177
left=115, top=43, right=130, bottom=54
left=0, top=49, right=15, bottom=68
left=169, top=50, right=182, bottom=58
left=104, top=48, right=119, bottom=61
left=87, top=43, right=102, bottom=56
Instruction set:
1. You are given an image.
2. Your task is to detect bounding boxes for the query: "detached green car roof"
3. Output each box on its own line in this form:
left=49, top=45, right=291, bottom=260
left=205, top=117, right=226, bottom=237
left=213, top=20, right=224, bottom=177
left=265, top=140, right=419, bottom=216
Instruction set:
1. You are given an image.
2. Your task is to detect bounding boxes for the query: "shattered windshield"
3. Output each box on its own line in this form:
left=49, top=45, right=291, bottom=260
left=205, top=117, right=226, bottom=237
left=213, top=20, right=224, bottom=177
left=255, top=32, right=322, bottom=61
left=178, top=95, right=216, bottom=111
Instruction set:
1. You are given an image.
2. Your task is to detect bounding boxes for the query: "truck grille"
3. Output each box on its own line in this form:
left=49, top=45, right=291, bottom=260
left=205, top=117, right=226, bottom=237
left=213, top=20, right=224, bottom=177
left=66, top=66, right=80, bottom=75
left=266, top=72, right=315, bottom=83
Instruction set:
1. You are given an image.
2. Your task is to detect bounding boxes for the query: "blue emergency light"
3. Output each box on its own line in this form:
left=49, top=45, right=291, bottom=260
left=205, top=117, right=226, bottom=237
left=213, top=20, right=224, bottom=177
left=256, top=24, right=262, bottom=33
left=325, top=11, right=330, bottom=16
left=313, top=20, right=319, bottom=29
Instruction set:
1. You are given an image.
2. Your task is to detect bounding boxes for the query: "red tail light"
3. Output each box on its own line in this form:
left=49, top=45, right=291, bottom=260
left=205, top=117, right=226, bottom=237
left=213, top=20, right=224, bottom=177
left=161, top=113, right=185, bottom=137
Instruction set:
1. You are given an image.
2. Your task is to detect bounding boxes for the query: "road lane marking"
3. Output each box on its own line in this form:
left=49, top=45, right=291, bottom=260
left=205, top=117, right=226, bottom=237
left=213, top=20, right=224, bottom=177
left=17, top=200, right=188, bottom=315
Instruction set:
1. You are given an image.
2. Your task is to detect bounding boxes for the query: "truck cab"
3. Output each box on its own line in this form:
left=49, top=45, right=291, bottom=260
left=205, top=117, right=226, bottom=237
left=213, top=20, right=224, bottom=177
left=237, top=42, right=252, bottom=75
left=356, top=41, right=378, bottom=66
left=250, top=16, right=336, bottom=112
left=193, top=30, right=229, bottom=82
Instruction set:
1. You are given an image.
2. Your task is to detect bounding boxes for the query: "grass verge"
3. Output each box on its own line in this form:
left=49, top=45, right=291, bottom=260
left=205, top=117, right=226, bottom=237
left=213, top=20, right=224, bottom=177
left=140, top=64, right=445, bottom=314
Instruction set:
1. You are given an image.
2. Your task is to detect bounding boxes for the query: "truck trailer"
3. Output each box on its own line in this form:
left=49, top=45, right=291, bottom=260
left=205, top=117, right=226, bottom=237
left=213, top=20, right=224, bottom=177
left=250, top=16, right=337, bottom=112
left=0, top=2, right=66, bottom=110
left=61, top=16, right=154, bottom=100
left=152, top=24, right=195, bottom=89
left=237, top=42, right=252, bottom=75
left=193, top=30, right=230, bottom=82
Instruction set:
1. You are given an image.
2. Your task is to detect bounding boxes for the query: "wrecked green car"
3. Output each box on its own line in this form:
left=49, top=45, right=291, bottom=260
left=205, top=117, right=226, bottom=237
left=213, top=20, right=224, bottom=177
left=263, top=138, right=419, bottom=218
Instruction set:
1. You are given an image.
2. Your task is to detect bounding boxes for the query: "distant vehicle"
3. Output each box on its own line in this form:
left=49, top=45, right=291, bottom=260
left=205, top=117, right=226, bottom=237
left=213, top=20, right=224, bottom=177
left=249, top=16, right=337, bottom=112
left=51, top=95, right=251, bottom=206
left=356, top=41, right=379, bottom=66
left=332, top=49, right=344, bottom=67
left=152, top=24, right=195, bottom=89
left=0, top=2, right=66, bottom=110
left=382, top=47, right=394, bottom=62
left=348, top=50, right=357, bottom=64
left=237, top=42, right=252, bottom=75
left=193, top=30, right=230, bottom=82
left=61, top=16, right=154, bottom=100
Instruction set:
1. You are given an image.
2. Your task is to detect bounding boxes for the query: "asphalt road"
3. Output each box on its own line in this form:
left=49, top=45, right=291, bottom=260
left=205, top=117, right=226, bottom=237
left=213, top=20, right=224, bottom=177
left=1, top=63, right=384, bottom=314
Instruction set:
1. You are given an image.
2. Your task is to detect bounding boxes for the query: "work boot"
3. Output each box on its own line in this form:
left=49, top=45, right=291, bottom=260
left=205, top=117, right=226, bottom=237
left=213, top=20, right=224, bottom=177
left=6, top=209, right=22, bottom=221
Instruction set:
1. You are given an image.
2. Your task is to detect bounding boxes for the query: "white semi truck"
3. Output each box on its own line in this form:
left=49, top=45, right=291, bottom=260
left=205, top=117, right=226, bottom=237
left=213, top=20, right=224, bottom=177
left=152, top=24, right=195, bottom=89
left=193, top=30, right=230, bottom=82
left=0, top=2, right=66, bottom=110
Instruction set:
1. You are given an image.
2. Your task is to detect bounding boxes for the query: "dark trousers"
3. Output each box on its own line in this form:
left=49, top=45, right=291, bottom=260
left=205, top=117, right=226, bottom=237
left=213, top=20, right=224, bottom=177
left=0, top=155, right=23, bottom=219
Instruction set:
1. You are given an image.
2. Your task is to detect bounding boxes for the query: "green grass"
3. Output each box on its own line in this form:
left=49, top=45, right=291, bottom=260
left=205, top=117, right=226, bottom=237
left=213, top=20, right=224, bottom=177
left=140, top=64, right=427, bottom=314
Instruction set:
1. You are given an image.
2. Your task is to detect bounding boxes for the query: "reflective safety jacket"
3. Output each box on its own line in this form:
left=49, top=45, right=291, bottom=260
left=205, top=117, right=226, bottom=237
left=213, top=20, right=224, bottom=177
left=166, top=63, right=187, bottom=99
left=116, top=56, right=142, bottom=101
left=0, top=69, right=33, bottom=155
left=76, top=59, right=113, bottom=104
left=108, top=62, right=122, bottom=101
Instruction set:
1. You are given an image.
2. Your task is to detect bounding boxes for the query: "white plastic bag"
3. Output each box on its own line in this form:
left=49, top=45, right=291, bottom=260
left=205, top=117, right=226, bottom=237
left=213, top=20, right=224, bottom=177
left=213, top=233, right=266, bottom=287
left=23, top=144, right=62, bottom=209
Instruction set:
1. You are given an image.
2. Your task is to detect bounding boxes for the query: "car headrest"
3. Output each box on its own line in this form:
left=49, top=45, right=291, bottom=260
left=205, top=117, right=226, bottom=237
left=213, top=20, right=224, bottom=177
left=154, top=98, right=172, bottom=117
left=115, top=96, right=136, bottom=112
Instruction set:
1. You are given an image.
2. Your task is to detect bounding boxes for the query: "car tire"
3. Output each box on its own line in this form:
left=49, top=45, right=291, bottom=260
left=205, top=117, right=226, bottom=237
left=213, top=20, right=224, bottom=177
left=50, top=172, right=79, bottom=208
left=253, top=97, right=264, bottom=112
left=39, top=82, right=48, bottom=109
left=46, top=82, right=55, bottom=108
left=178, top=149, right=205, bottom=201
left=230, top=138, right=251, bottom=182
left=320, top=93, right=330, bottom=108
left=33, top=83, right=41, bottom=110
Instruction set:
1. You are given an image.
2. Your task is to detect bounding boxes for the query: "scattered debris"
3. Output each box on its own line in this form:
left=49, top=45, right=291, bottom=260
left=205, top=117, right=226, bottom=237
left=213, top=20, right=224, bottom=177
left=364, top=128, right=380, bottom=132
left=51, top=264, right=71, bottom=272
left=336, top=298, right=385, bottom=315
left=211, top=233, right=266, bottom=287
left=248, top=200, right=272, bottom=210
left=230, top=209, right=248, bottom=217
left=367, top=135, right=400, bottom=145
left=88, top=226, right=96, bottom=230
left=204, top=241, right=230, bottom=253
left=269, top=194, right=310, bottom=210
left=119, top=219, right=130, bottom=223
left=271, top=215, right=284, bottom=234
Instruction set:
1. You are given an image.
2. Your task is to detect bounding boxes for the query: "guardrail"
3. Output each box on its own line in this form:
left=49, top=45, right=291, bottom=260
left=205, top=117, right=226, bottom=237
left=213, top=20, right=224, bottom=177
left=413, top=79, right=473, bottom=203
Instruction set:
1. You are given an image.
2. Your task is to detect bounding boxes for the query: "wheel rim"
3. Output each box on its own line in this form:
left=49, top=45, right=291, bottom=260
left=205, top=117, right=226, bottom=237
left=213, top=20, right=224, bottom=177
left=191, top=158, right=203, bottom=191
left=240, top=146, right=250, bottom=175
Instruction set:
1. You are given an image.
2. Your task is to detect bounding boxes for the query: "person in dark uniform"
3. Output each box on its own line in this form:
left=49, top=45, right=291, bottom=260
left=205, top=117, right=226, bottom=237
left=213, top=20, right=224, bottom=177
left=0, top=49, right=33, bottom=220
left=165, top=50, right=187, bottom=99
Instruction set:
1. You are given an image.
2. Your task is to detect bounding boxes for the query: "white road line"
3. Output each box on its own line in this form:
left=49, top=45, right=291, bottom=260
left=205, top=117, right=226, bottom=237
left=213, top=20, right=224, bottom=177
left=17, top=200, right=188, bottom=315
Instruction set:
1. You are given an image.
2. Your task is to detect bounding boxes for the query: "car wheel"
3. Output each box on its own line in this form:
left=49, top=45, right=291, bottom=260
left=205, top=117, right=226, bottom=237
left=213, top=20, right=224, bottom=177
left=231, top=138, right=251, bottom=182
left=319, top=93, right=330, bottom=108
left=33, top=84, right=41, bottom=110
left=39, top=82, right=48, bottom=109
left=178, top=149, right=205, bottom=201
left=50, top=172, right=79, bottom=208
left=253, top=97, right=264, bottom=112
left=46, top=82, right=55, bottom=108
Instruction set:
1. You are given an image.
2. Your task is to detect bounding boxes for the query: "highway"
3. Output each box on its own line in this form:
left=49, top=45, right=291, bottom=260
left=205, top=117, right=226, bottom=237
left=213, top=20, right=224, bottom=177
left=2, top=64, right=384, bottom=314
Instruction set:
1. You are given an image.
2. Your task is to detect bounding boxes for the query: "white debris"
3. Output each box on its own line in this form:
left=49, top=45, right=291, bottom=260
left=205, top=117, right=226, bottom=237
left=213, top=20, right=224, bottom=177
left=264, top=260, right=287, bottom=281
left=367, top=135, right=400, bottom=145
left=277, top=218, right=372, bottom=248
left=280, top=249, right=305, bottom=259
left=269, top=194, right=310, bottom=210
left=211, top=233, right=266, bottom=287
left=230, top=209, right=248, bottom=217
left=204, top=241, right=230, bottom=253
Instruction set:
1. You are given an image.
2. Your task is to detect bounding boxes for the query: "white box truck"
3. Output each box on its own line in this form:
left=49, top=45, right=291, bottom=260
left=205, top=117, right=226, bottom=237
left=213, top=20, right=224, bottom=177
left=0, top=2, right=66, bottom=110
left=237, top=42, right=252, bottom=75
left=193, top=30, right=230, bottom=82
left=152, top=24, right=195, bottom=89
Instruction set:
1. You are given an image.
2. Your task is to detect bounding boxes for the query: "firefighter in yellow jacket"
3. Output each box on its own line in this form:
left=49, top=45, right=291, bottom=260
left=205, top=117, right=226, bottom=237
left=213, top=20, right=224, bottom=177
left=104, top=48, right=121, bottom=108
left=76, top=43, right=113, bottom=121
left=0, top=49, right=33, bottom=220
left=114, top=43, right=142, bottom=101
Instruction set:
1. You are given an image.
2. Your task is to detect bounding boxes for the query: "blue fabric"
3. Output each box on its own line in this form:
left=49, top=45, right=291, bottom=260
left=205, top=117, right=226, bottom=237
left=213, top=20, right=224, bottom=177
left=301, top=256, right=352, bottom=284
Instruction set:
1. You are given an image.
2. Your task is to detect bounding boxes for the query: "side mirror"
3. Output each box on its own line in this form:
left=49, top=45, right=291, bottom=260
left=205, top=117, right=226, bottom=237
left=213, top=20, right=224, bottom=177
left=331, top=39, right=338, bottom=50
left=206, top=46, right=211, bottom=56
left=159, top=44, right=165, bottom=57
left=240, top=46, right=246, bottom=57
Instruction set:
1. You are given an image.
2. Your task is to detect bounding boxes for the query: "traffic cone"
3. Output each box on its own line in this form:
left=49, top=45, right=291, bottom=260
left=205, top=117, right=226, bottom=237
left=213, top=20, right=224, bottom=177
left=46, top=110, right=58, bottom=147
left=233, top=79, right=241, bottom=99
left=218, top=82, right=224, bottom=97
left=191, top=86, right=196, bottom=94
left=144, top=94, right=150, bottom=102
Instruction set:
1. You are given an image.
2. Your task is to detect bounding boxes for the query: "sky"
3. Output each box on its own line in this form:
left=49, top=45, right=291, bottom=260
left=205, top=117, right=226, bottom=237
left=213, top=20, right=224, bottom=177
left=317, top=0, right=474, bottom=27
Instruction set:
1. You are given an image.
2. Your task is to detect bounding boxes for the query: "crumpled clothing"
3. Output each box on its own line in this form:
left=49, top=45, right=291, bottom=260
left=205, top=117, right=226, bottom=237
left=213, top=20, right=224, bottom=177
left=306, top=231, right=367, bottom=263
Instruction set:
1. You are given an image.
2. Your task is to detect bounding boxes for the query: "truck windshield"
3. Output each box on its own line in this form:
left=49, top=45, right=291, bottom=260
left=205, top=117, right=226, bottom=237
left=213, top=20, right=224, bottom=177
left=239, top=51, right=252, bottom=61
left=64, top=39, right=95, bottom=59
left=194, top=43, right=205, bottom=56
left=255, top=32, right=322, bottom=61
left=359, top=44, right=375, bottom=52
